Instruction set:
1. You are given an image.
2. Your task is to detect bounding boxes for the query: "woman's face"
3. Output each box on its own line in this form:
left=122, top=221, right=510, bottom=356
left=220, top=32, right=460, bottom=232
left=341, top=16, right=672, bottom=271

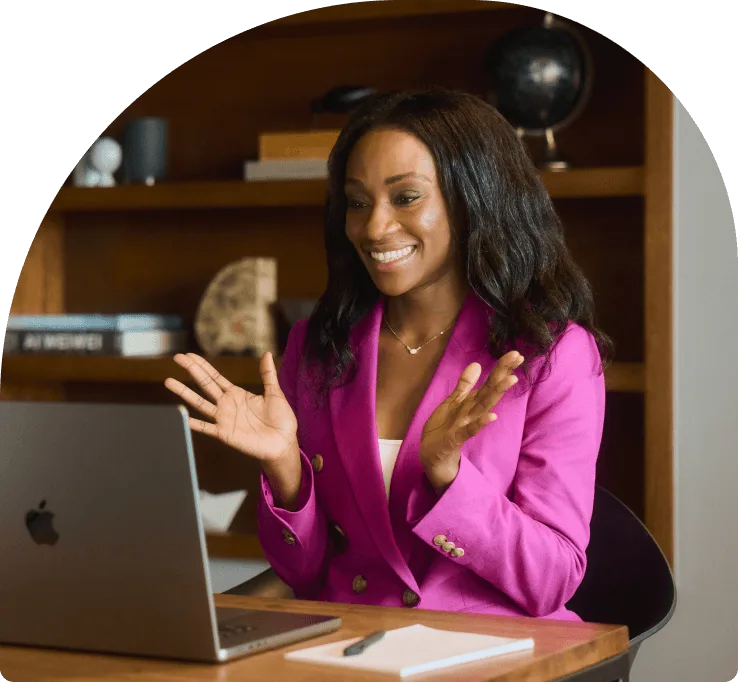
left=344, top=128, right=461, bottom=298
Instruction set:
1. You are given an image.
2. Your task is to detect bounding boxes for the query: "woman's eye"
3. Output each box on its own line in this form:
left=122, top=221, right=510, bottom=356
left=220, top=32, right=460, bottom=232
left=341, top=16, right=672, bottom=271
left=347, top=199, right=367, bottom=210
left=395, top=194, right=419, bottom=205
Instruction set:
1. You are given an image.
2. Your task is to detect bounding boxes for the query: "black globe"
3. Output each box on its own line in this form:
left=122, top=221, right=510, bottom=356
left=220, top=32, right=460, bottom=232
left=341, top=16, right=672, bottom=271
left=484, top=23, right=588, bottom=131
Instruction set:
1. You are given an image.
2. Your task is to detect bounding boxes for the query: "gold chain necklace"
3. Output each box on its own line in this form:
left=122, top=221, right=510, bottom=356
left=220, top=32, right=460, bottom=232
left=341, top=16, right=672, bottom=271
left=383, top=315, right=457, bottom=355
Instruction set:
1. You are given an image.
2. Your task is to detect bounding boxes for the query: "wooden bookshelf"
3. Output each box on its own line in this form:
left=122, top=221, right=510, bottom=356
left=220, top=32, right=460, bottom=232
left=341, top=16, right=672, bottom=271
left=1, top=356, right=644, bottom=392
left=2, top=3, right=673, bottom=564
left=49, top=167, right=644, bottom=213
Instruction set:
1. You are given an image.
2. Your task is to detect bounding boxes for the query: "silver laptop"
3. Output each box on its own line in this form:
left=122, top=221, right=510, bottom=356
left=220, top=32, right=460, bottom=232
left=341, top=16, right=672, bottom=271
left=0, top=401, right=340, bottom=662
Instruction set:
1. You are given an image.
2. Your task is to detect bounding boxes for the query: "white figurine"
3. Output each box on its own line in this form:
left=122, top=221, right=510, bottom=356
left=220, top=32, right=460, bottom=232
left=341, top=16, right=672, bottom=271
left=84, top=137, right=122, bottom=187
left=72, top=155, right=101, bottom=187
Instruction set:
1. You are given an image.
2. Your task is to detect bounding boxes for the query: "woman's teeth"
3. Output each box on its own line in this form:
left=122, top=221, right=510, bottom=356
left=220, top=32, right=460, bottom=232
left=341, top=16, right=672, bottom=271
left=370, top=246, right=415, bottom=263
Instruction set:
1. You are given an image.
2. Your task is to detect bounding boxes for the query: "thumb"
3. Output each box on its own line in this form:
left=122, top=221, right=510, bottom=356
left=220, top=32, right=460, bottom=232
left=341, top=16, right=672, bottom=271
left=259, top=352, right=283, bottom=396
left=447, top=362, right=481, bottom=403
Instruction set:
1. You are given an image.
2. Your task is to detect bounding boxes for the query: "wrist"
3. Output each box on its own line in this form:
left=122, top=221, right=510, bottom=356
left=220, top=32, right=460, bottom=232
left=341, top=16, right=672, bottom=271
left=262, top=441, right=302, bottom=510
left=422, top=451, right=461, bottom=494
left=263, top=440, right=300, bottom=474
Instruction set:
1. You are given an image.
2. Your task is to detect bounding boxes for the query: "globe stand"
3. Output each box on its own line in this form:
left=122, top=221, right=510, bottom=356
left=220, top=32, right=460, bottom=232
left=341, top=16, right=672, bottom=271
left=515, top=127, right=570, bottom=172
left=541, top=128, right=569, bottom=171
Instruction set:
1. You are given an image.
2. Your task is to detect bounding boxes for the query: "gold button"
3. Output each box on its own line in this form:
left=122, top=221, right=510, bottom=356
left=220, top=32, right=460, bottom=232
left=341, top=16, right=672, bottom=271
left=402, top=589, right=419, bottom=607
left=442, top=541, right=456, bottom=553
left=352, top=575, right=367, bottom=594
left=311, top=454, right=324, bottom=473
left=451, top=547, right=465, bottom=558
left=433, top=534, right=446, bottom=546
left=281, top=528, right=296, bottom=545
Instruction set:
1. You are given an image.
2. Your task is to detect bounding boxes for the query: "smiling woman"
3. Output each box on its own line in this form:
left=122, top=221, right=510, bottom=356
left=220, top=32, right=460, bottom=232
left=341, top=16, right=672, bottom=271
left=166, top=87, right=613, bottom=621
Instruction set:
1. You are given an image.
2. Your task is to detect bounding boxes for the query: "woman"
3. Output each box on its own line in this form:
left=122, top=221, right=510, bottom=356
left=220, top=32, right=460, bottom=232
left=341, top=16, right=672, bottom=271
left=165, top=88, right=613, bottom=621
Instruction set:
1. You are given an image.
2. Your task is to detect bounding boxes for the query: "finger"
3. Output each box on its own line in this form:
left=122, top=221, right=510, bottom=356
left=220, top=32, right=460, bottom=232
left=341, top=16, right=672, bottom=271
left=468, top=373, right=518, bottom=421
left=173, top=354, right=223, bottom=401
left=447, top=363, right=482, bottom=403
left=188, top=417, right=229, bottom=444
left=456, top=412, right=497, bottom=444
left=164, top=377, right=217, bottom=419
left=486, top=351, right=524, bottom=386
left=259, top=352, right=283, bottom=397
left=185, top=353, right=234, bottom=392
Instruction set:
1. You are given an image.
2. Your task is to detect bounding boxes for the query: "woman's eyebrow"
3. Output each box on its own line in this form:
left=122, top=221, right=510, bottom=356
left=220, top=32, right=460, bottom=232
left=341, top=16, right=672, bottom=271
left=345, top=172, right=432, bottom=187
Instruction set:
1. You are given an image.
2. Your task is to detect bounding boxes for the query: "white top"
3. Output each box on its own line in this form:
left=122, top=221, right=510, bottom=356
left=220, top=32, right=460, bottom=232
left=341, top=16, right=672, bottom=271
left=378, top=438, right=403, bottom=500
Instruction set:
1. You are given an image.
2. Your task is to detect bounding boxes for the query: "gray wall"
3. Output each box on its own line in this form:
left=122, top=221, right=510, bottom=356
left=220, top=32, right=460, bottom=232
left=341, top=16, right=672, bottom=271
left=632, top=100, right=738, bottom=680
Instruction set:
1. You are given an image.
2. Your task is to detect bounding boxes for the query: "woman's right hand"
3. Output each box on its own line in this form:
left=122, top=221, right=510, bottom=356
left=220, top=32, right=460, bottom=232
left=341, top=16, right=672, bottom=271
left=164, top=351, right=298, bottom=466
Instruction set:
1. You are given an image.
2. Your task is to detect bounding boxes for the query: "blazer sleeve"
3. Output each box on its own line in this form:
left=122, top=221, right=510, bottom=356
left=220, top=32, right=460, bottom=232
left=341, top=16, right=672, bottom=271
left=256, top=319, right=332, bottom=597
left=408, top=324, right=605, bottom=617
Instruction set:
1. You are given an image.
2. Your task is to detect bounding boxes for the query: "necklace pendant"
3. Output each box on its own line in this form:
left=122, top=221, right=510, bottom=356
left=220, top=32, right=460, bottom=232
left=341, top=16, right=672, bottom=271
left=409, top=347, right=419, bottom=355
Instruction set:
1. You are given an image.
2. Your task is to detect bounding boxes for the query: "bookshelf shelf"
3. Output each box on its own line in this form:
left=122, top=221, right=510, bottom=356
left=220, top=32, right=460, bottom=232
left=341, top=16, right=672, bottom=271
left=48, top=167, right=645, bottom=213
left=1, top=355, right=645, bottom=393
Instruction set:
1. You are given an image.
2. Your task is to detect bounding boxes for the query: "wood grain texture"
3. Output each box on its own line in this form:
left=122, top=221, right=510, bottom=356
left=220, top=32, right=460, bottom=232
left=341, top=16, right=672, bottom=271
left=643, top=70, right=674, bottom=566
left=49, top=168, right=644, bottom=212
left=1, top=355, right=643, bottom=392
left=0, top=595, right=629, bottom=682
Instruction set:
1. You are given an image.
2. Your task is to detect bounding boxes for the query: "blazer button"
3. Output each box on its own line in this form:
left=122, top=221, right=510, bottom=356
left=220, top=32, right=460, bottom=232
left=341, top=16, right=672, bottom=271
left=311, top=454, right=324, bottom=473
left=352, top=575, right=367, bottom=594
left=451, top=547, right=465, bottom=558
left=281, top=528, right=296, bottom=545
left=442, top=541, right=456, bottom=553
left=432, top=534, right=446, bottom=546
left=402, top=589, right=419, bottom=607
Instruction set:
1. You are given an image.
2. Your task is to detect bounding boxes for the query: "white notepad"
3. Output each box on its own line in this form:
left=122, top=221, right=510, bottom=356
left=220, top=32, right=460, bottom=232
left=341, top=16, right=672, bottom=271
left=284, top=624, right=534, bottom=677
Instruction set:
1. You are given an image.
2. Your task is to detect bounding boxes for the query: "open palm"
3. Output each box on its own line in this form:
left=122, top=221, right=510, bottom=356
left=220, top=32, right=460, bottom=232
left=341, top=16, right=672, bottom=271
left=419, top=350, right=524, bottom=468
left=164, top=352, right=297, bottom=463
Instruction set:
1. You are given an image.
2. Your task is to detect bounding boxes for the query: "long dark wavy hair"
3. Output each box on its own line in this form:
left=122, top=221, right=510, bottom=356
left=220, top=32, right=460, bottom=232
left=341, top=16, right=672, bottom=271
left=303, top=87, right=613, bottom=393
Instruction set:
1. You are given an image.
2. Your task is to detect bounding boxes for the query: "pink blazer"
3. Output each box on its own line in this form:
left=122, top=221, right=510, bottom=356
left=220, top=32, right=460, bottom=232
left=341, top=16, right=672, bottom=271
left=257, top=292, right=605, bottom=621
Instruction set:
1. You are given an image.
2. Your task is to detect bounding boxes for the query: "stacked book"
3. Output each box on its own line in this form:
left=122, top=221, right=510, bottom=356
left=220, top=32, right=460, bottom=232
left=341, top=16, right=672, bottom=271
left=3, top=314, right=187, bottom=357
left=243, top=129, right=340, bottom=181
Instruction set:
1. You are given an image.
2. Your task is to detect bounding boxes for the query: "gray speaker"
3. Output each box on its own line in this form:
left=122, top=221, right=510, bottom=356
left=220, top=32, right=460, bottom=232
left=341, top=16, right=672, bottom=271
left=122, top=118, right=168, bottom=185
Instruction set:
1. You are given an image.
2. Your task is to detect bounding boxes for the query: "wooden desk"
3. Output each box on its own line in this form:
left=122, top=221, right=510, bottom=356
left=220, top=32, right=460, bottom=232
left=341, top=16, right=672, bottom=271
left=0, top=595, right=629, bottom=682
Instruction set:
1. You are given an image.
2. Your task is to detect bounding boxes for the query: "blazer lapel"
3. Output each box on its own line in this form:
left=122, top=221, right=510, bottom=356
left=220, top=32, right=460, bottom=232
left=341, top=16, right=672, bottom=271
left=388, top=292, right=494, bottom=560
left=329, top=297, right=420, bottom=593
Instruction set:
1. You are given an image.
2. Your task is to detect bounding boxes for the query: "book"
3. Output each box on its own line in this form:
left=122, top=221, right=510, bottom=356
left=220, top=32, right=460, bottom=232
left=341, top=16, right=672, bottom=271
left=258, top=129, right=340, bottom=160
left=284, top=624, right=535, bottom=678
left=3, top=329, right=187, bottom=357
left=243, top=158, right=328, bottom=181
left=6, top=313, right=183, bottom=332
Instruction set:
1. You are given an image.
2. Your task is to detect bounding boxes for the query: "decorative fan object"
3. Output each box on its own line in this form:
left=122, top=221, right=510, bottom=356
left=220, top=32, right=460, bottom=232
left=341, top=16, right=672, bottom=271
left=194, top=258, right=278, bottom=358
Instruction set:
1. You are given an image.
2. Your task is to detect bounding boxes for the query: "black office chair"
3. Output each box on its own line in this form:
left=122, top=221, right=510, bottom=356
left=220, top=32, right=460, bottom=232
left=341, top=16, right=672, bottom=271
left=566, top=485, right=677, bottom=670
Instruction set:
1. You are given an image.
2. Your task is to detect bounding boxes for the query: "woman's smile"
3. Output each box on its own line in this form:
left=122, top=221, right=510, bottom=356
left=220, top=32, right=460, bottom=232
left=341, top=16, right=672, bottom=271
left=368, top=245, right=418, bottom=271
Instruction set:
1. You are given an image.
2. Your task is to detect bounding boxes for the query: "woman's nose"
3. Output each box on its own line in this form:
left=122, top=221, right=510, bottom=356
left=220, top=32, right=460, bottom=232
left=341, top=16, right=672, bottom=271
left=364, top=203, right=399, bottom=241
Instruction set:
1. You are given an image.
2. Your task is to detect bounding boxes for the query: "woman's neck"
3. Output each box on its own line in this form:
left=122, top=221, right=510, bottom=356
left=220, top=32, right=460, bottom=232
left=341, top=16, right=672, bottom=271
left=383, top=274, right=469, bottom=347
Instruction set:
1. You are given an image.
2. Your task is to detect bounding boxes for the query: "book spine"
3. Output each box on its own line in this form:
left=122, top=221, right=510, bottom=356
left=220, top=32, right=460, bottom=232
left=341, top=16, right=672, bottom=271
left=258, top=129, right=340, bottom=160
left=243, top=159, right=328, bottom=181
left=7, top=314, right=183, bottom=332
left=3, top=330, right=186, bottom=356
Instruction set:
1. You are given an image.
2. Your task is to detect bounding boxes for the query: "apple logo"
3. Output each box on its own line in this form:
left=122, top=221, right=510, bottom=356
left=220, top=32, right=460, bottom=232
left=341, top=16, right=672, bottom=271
left=25, top=499, right=59, bottom=546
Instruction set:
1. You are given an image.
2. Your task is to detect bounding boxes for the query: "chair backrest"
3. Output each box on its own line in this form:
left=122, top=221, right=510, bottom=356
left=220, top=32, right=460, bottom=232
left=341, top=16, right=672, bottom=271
left=566, top=485, right=676, bottom=649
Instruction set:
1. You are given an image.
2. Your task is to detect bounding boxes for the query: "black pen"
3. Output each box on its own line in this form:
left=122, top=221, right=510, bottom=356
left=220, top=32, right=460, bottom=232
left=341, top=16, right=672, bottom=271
left=342, top=629, right=386, bottom=656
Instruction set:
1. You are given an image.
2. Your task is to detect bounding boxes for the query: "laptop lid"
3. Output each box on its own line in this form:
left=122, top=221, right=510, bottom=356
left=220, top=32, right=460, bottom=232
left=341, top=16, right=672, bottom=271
left=0, top=401, right=222, bottom=661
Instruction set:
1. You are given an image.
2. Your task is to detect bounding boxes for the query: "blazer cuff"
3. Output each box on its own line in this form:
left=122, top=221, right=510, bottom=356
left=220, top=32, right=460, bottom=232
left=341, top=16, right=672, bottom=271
left=258, top=449, right=316, bottom=548
left=409, top=453, right=488, bottom=568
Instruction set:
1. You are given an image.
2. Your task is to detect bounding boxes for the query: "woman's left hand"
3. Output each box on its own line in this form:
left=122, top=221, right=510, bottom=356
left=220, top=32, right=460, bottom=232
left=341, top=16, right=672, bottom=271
left=419, top=351, right=524, bottom=492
